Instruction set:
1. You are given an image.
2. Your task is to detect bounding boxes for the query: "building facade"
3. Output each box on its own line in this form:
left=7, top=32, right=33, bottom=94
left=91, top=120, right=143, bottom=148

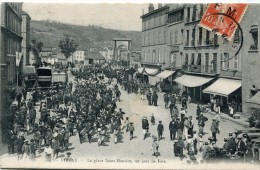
left=141, top=3, right=243, bottom=112
left=0, top=2, right=23, bottom=143
left=21, top=11, right=31, bottom=66
left=73, top=50, right=85, bottom=64
left=241, top=5, right=260, bottom=117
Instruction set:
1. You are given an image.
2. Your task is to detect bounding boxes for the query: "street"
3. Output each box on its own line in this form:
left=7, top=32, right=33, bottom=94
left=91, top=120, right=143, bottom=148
left=0, top=70, right=244, bottom=165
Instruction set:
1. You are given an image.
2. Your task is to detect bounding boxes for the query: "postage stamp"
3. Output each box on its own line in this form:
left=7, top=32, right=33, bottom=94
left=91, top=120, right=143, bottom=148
left=199, top=3, right=248, bottom=40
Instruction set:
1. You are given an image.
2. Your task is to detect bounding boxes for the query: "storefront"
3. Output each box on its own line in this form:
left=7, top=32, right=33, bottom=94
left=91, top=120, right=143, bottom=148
left=137, top=67, right=160, bottom=86
left=174, top=74, right=214, bottom=102
left=203, top=78, right=242, bottom=113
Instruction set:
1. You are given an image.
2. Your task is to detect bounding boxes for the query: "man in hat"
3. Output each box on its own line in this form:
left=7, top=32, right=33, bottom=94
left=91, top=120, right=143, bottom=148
left=125, top=117, right=130, bottom=133
left=30, top=139, right=37, bottom=159
left=44, top=144, right=52, bottom=162
left=152, top=91, right=158, bottom=106
left=210, top=118, right=219, bottom=142
left=228, top=133, right=237, bottom=155
left=236, top=134, right=246, bottom=157
left=197, top=113, right=208, bottom=136
left=129, top=122, right=135, bottom=140
left=142, top=116, right=149, bottom=140
left=169, top=117, right=177, bottom=141
left=64, top=152, right=74, bottom=162
left=146, top=90, right=152, bottom=105
left=157, top=121, right=164, bottom=141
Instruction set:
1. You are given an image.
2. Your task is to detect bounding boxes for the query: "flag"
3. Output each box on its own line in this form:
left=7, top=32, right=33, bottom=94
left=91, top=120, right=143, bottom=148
left=16, top=52, right=23, bottom=66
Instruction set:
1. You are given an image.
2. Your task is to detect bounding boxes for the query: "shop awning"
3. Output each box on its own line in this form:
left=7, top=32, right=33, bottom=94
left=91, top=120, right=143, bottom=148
left=247, top=91, right=260, bottom=105
left=157, top=70, right=175, bottom=79
left=138, top=67, right=159, bottom=75
left=203, top=78, right=241, bottom=97
left=174, top=75, right=213, bottom=87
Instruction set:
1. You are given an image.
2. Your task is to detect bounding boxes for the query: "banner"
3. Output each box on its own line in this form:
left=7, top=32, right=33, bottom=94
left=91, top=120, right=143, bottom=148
left=16, top=52, right=23, bottom=66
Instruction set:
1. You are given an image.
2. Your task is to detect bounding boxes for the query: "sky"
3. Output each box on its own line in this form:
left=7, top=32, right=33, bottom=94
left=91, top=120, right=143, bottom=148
left=22, top=3, right=149, bottom=31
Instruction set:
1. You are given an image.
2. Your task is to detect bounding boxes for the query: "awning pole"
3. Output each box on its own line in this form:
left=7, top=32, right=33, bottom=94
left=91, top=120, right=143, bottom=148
left=200, top=86, right=202, bottom=101
left=194, top=87, right=195, bottom=102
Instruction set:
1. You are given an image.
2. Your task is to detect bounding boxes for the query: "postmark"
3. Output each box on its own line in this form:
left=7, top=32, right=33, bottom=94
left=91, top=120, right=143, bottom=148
left=199, top=3, right=248, bottom=41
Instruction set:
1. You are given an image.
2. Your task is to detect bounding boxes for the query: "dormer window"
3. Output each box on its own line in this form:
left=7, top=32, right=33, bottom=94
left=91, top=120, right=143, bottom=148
left=249, top=25, right=258, bottom=50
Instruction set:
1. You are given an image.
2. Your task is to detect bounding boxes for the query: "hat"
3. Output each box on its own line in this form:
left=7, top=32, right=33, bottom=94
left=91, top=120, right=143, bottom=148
left=212, top=141, right=216, bottom=144
left=159, top=121, right=162, bottom=123
left=98, top=128, right=101, bottom=132
left=237, top=134, right=242, bottom=139
left=224, top=137, right=228, bottom=141
left=143, top=116, right=147, bottom=119
left=199, top=133, right=203, bottom=137
left=204, top=142, right=208, bottom=145
left=66, top=152, right=71, bottom=156
left=130, top=122, right=133, bottom=124
left=229, top=132, right=233, bottom=136
left=188, top=135, right=192, bottom=139
left=173, top=140, right=178, bottom=143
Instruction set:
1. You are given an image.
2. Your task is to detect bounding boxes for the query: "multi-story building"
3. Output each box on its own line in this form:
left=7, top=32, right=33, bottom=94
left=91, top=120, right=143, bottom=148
left=73, top=50, right=85, bottom=64
left=241, top=5, right=260, bottom=118
left=0, top=2, right=23, bottom=143
left=140, top=4, right=169, bottom=85
left=141, top=3, right=243, bottom=112
left=21, top=11, right=31, bottom=66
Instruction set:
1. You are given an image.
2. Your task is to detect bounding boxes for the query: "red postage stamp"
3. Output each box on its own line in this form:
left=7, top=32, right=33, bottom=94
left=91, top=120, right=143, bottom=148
left=199, top=3, right=248, bottom=40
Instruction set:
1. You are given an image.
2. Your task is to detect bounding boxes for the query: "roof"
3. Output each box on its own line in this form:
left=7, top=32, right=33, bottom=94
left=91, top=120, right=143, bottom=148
left=141, top=5, right=169, bottom=18
left=247, top=91, right=260, bottom=105
left=157, top=70, right=175, bottom=79
left=203, top=78, right=241, bottom=97
left=86, top=51, right=105, bottom=60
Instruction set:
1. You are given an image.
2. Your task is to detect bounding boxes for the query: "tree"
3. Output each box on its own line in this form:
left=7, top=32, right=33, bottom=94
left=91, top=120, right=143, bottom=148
left=58, top=36, right=78, bottom=60
left=30, top=39, right=43, bottom=67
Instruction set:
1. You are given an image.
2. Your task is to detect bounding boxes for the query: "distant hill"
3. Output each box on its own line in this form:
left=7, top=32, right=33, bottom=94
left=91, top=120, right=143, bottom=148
left=30, top=20, right=142, bottom=51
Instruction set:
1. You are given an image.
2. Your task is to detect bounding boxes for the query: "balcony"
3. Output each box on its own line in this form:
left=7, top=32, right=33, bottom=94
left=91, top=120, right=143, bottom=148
left=182, top=64, right=217, bottom=74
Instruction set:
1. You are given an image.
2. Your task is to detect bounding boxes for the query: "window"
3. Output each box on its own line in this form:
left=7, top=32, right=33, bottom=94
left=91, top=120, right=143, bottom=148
left=184, top=54, right=188, bottom=65
left=181, top=29, right=183, bottom=44
left=221, top=53, right=229, bottom=69
left=164, top=28, right=167, bottom=43
left=233, top=55, right=238, bottom=70
left=213, top=53, right=217, bottom=73
left=152, top=50, right=156, bottom=63
left=187, top=7, right=190, bottom=22
left=186, top=30, right=190, bottom=46
left=168, top=9, right=184, bottom=23
left=191, top=28, right=195, bottom=46
left=192, top=5, right=196, bottom=21
left=205, top=30, right=210, bottom=44
left=170, top=31, right=173, bottom=44
left=158, top=51, right=161, bottom=63
left=233, top=29, right=240, bottom=43
left=205, top=53, right=209, bottom=72
left=190, top=53, right=195, bottom=65
left=199, top=4, right=203, bottom=18
left=214, top=33, right=218, bottom=45
left=197, top=53, right=201, bottom=65
left=250, top=25, right=258, bottom=50
left=198, top=27, right=202, bottom=45
left=158, top=29, right=160, bottom=44
left=175, top=30, right=178, bottom=44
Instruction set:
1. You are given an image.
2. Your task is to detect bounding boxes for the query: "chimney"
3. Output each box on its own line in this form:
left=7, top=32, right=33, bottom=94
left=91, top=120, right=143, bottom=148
left=148, top=3, right=154, bottom=12
left=158, top=3, right=163, bottom=8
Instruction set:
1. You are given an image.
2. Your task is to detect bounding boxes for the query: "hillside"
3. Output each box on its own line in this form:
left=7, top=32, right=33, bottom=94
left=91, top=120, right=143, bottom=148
left=30, top=20, right=142, bottom=51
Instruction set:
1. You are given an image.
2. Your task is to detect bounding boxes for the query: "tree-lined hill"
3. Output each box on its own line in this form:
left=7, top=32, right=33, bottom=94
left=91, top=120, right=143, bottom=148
left=30, top=20, right=142, bottom=51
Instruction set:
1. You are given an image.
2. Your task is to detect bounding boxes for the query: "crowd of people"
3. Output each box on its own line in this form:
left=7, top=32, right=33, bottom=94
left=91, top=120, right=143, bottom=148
left=3, top=63, right=260, bottom=164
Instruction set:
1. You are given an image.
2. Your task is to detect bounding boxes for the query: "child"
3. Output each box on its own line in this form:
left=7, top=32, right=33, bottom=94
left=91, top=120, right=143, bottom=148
left=125, top=117, right=130, bottom=133
left=198, top=134, right=204, bottom=152
left=152, top=136, right=159, bottom=157
left=151, top=113, right=155, bottom=125
left=173, top=140, right=178, bottom=157
left=129, top=122, right=135, bottom=140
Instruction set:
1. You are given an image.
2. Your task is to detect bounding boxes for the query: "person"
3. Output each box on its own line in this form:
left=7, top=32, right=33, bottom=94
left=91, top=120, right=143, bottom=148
left=181, top=97, right=187, bottom=111
left=188, top=116, right=194, bottom=137
left=169, top=117, right=177, bottom=141
left=152, top=91, right=158, bottom=106
left=64, top=152, right=74, bottom=162
left=44, top=144, right=52, bottom=162
left=157, top=121, right=164, bottom=141
left=29, top=107, right=37, bottom=129
left=16, top=92, right=23, bottom=109
left=22, top=88, right=27, bottom=101
left=30, top=139, right=37, bottom=159
left=129, top=122, right=135, bottom=140
left=115, top=89, right=121, bottom=102
left=202, top=142, right=211, bottom=163
left=176, top=118, right=183, bottom=140
left=236, top=134, right=247, bottom=157
left=163, top=93, right=169, bottom=108
left=22, top=140, right=31, bottom=160
left=16, top=135, right=25, bottom=160
left=210, top=118, right=219, bottom=142
left=173, top=140, right=178, bottom=157
left=177, top=136, right=185, bottom=160
left=151, top=113, right=155, bottom=125
left=197, top=114, right=208, bottom=135
left=183, top=117, right=189, bottom=140
left=196, top=104, right=201, bottom=117
left=248, top=112, right=257, bottom=128
left=146, top=90, right=152, bottom=105
left=186, top=135, right=194, bottom=155
left=180, top=108, right=186, bottom=122
left=198, top=134, right=204, bottom=152
left=152, top=136, right=159, bottom=157
left=142, top=116, right=149, bottom=140
left=125, top=117, right=129, bottom=133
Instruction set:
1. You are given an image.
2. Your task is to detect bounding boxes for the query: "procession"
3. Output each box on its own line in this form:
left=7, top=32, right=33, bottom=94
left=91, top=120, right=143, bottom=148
left=1, top=62, right=259, bottom=165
